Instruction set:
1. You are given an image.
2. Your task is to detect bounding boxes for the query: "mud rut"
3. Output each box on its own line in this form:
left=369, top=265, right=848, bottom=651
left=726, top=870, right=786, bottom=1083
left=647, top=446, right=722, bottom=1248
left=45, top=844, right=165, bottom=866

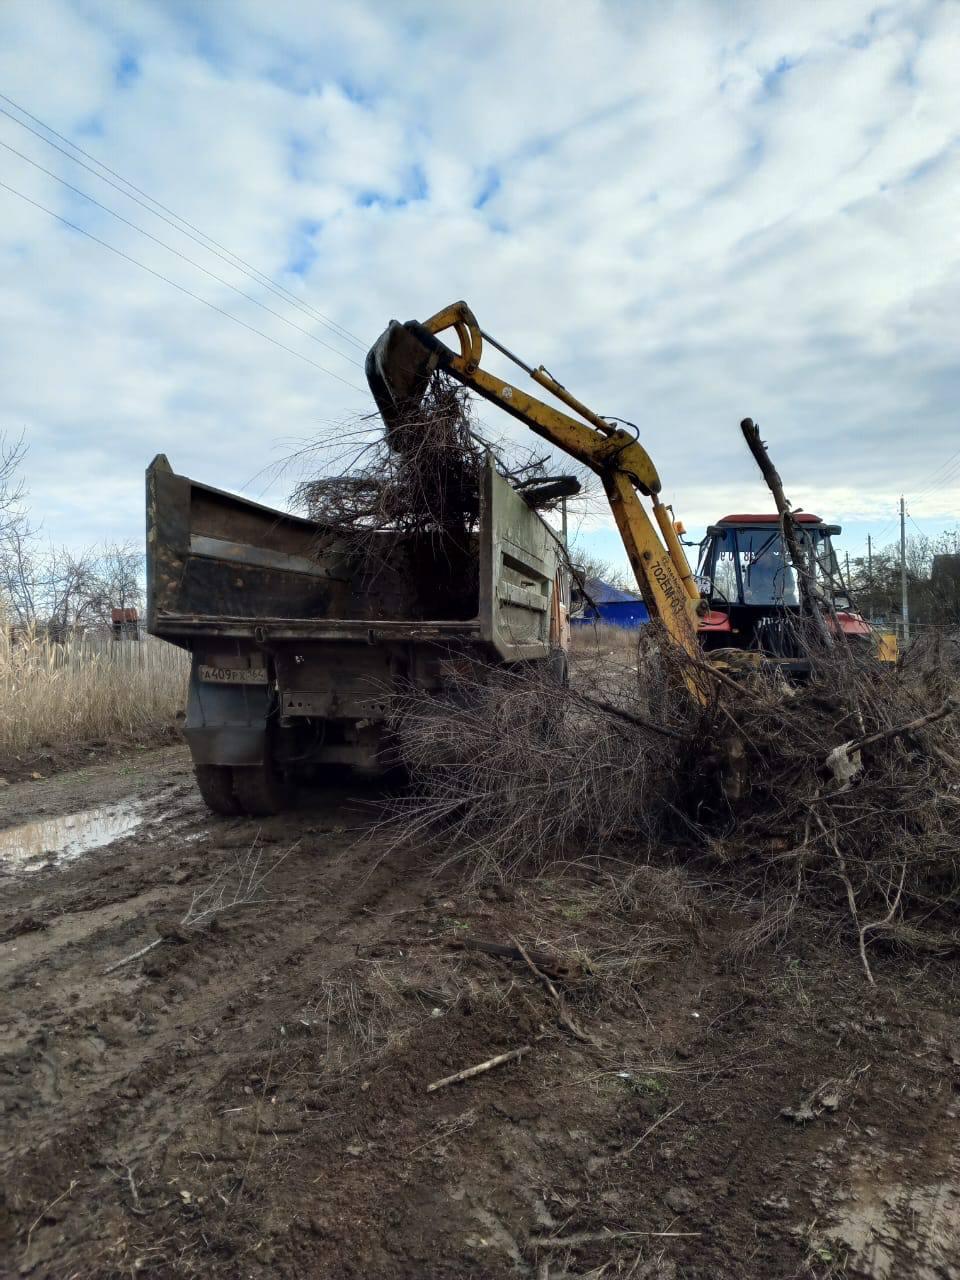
left=1, top=745, right=959, bottom=1280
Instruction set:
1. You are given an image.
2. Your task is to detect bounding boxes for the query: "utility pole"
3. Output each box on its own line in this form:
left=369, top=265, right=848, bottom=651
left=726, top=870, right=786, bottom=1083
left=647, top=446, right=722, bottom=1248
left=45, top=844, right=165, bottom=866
left=866, top=533, right=873, bottom=619
left=561, top=495, right=568, bottom=550
left=899, top=495, right=910, bottom=646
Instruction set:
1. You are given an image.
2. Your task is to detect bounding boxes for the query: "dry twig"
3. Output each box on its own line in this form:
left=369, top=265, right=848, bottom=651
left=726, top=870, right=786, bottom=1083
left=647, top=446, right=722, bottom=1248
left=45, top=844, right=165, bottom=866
left=450, top=936, right=574, bottom=979
left=426, top=1045, right=531, bottom=1092
left=514, top=938, right=597, bottom=1045
left=103, top=838, right=298, bottom=975
left=24, top=1179, right=78, bottom=1253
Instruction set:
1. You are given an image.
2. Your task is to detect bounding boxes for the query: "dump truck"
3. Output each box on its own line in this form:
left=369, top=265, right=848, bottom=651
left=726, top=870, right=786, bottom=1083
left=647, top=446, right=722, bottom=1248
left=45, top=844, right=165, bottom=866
left=146, top=453, right=570, bottom=815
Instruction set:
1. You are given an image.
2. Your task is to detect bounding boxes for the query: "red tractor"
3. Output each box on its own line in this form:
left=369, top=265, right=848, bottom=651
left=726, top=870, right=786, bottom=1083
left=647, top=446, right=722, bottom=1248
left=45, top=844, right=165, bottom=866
left=695, top=513, right=878, bottom=671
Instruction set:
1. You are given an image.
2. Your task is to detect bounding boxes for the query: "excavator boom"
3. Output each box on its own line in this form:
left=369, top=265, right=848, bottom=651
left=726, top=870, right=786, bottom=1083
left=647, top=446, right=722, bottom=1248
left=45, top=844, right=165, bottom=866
left=366, top=302, right=706, bottom=662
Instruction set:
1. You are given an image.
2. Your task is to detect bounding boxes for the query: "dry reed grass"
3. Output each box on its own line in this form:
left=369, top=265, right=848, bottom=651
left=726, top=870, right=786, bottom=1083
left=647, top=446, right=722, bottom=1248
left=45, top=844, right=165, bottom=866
left=568, top=622, right=640, bottom=661
left=0, top=626, right=188, bottom=763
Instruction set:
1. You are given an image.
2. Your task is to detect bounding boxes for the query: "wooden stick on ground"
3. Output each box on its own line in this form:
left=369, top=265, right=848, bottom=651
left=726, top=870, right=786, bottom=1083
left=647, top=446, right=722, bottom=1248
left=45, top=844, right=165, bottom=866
left=450, top=937, right=572, bottom=979
left=25, top=1179, right=78, bottom=1253
left=426, top=1045, right=530, bottom=1093
left=514, top=939, right=597, bottom=1046
left=103, top=938, right=162, bottom=975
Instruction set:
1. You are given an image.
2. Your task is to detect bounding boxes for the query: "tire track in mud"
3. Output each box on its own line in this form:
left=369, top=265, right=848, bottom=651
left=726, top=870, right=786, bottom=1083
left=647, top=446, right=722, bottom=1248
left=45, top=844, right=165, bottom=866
left=1, top=747, right=449, bottom=1275
left=5, top=843, right=434, bottom=1159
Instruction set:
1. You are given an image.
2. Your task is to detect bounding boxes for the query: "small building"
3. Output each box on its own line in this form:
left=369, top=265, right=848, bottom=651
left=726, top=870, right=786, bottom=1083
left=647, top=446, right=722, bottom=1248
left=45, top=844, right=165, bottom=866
left=111, top=607, right=140, bottom=640
left=571, top=577, right=649, bottom=629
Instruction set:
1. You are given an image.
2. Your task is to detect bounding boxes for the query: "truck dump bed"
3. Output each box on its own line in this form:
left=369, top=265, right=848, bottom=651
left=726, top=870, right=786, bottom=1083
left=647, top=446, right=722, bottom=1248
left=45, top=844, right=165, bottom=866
left=147, top=453, right=561, bottom=659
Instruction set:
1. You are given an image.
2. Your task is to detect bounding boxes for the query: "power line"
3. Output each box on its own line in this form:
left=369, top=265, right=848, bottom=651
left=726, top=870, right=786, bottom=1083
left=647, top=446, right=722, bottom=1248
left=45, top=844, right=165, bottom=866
left=867, top=456, right=960, bottom=556
left=908, top=513, right=929, bottom=542
left=0, top=178, right=365, bottom=392
left=0, top=135, right=362, bottom=368
left=917, top=457, right=960, bottom=499
left=0, top=95, right=367, bottom=354
left=913, top=445, right=960, bottom=498
left=0, top=92, right=367, bottom=351
left=863, top=434, right=960, bottom=556
left=872, top=508, right=899, bottom=544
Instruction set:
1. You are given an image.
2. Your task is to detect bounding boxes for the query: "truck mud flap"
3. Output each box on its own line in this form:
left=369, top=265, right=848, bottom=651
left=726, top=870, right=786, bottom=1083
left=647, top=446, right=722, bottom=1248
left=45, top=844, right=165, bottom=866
left=183, top=658, right=271, bottom=767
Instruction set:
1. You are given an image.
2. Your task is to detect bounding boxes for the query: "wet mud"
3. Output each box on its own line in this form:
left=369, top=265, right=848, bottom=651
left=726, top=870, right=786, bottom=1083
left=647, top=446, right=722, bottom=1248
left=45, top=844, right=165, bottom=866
left=1, top=745, right=958, bottom=1279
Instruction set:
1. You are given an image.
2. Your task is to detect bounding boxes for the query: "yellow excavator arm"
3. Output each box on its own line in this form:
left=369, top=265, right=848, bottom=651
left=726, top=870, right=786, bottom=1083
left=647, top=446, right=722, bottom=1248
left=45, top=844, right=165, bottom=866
left=366, top=301, right=706, bottom=658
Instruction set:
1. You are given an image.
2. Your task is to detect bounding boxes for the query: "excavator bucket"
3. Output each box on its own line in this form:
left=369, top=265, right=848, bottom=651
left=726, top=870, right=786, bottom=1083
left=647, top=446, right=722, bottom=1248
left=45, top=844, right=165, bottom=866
left=365, top=320, right=437, bottom=436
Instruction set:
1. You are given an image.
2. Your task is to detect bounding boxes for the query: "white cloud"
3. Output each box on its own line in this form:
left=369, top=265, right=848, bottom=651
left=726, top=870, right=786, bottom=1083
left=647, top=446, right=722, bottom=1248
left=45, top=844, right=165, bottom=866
left=0, top=0, right=957, bottom=581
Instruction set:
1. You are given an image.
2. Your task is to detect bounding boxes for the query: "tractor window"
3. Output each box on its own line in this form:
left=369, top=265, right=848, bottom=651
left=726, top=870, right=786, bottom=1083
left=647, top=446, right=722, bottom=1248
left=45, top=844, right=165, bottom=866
left=697, top=529, right=739, bottom=602
left=811, top=533, right=852, bottom=610
left=738, top=531, right=799, bottom=605
left=711, top=531, right=740, bottom=602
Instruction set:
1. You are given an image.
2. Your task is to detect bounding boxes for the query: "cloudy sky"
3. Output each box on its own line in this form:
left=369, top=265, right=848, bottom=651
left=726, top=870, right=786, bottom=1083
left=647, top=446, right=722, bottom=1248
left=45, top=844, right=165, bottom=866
left=0, top=0, right=958, bottom=578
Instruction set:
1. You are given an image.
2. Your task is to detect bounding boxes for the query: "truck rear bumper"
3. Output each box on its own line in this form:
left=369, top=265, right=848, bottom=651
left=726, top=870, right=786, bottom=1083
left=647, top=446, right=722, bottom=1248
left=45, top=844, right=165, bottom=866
left=184, top=724, right=266, bottom=766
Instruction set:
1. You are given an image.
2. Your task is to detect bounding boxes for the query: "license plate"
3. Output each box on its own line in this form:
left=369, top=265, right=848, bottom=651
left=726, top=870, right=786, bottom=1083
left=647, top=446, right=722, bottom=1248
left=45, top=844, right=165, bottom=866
left=198, top=665, right=268, bottom=685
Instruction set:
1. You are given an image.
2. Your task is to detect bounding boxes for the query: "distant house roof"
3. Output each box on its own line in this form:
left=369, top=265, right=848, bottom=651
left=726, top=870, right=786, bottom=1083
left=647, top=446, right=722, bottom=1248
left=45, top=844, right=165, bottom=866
left=581, top=576, right=641, bottom=605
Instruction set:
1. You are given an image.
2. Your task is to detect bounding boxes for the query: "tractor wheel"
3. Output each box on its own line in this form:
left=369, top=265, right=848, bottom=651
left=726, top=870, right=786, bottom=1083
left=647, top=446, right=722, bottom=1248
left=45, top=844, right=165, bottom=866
left=232, top=760, right=289, bottom=816
left=194, top=764, right=239, bottom=816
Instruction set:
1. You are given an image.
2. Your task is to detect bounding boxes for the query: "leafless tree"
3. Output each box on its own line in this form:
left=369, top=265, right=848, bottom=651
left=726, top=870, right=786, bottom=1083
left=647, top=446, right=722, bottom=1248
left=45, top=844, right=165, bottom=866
left=0, top=431, right=28, bottom=541
left=0, top=432, right=36, bottom=627
left=569, top=554, right=634, bottom=594
left=1, top=538, right=99, bottom=639
left=0, top=436, right=144, bottom=635
left=80, top=542, right=144, bottom=628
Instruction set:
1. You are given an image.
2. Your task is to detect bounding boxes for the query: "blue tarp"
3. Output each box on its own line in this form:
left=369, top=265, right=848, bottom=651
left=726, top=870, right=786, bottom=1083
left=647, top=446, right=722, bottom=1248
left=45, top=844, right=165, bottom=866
left=572, top=577, right=650, bottom=629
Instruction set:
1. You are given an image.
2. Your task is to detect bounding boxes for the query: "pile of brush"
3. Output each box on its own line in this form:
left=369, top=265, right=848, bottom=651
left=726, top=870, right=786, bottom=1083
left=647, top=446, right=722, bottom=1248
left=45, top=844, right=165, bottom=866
left=700, top=638, right=960, bottom=976
left=294, top=373, right=551, bottom=559
left=388, top=625, right=960, bottom=979
left=387, top=634, right=697, bottom=878
left=296, top=376, right=486, bottom=546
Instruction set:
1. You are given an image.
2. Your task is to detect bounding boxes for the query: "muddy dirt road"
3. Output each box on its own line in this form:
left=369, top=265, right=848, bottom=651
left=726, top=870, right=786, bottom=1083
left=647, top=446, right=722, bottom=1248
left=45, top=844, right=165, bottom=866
left=2, top=745, right=959, bottom=1279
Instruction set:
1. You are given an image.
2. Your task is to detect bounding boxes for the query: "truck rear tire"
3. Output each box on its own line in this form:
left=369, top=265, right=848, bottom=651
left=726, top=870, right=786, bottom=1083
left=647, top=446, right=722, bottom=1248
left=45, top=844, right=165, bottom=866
left=546, top=648, right=570, bottom=688
left=232, top=760, right=289, bottom=816
left=194, top=764, right=239, bottom=816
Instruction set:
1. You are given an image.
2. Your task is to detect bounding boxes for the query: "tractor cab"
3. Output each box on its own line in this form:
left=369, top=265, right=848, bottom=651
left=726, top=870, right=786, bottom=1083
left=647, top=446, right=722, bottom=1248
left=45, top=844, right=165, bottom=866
left=695, top=513, right=872, bottom=663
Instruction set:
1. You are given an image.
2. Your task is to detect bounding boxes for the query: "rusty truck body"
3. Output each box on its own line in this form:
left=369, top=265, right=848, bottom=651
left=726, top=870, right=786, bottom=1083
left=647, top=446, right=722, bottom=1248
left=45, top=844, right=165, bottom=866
left=146, top=453, right=569, bottom=815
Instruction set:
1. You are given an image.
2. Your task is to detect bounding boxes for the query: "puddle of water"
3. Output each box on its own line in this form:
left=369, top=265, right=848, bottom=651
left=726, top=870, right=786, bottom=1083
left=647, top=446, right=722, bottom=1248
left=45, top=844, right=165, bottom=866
left=0, top=801, right=144, bottom=873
